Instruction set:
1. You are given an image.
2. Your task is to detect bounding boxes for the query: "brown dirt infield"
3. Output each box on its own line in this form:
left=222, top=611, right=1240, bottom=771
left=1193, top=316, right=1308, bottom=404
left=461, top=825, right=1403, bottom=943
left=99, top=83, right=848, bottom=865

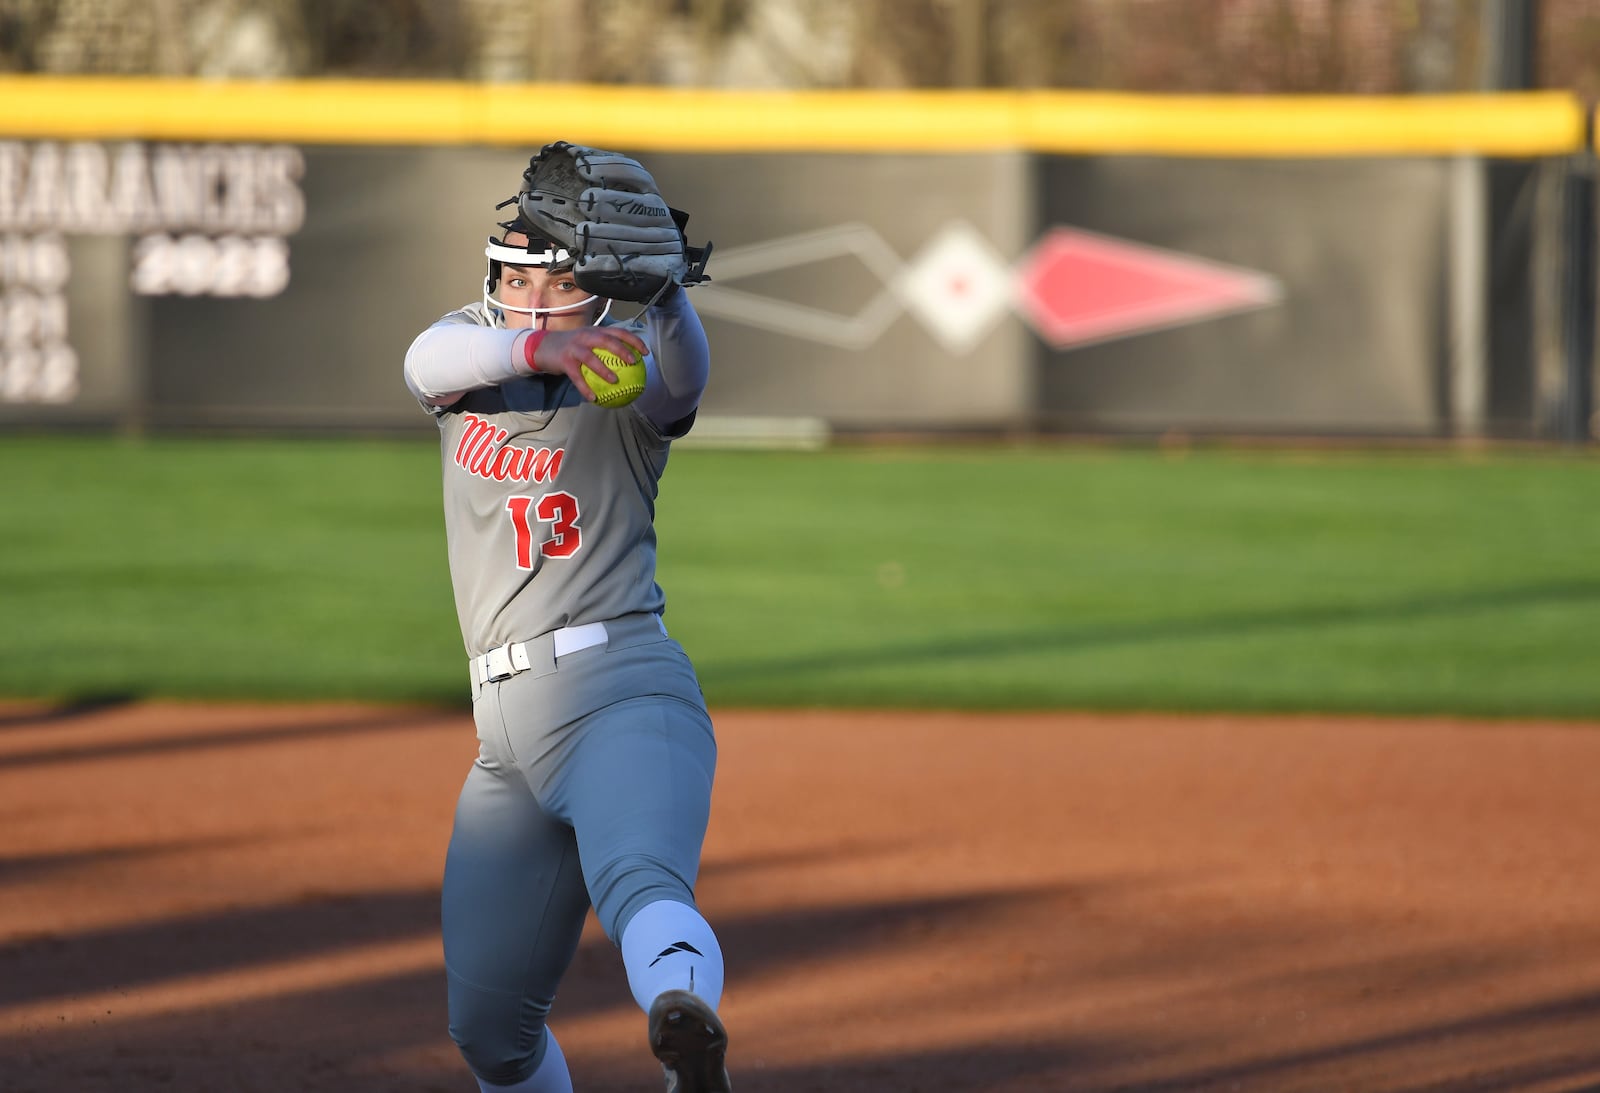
left=2, top=702, right=1599, bottom=1092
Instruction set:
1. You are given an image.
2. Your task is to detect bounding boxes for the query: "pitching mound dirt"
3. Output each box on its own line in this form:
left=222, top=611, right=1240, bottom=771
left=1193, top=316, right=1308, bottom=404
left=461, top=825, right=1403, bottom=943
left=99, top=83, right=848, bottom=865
left=2, top=703, right=1598, bottom=1092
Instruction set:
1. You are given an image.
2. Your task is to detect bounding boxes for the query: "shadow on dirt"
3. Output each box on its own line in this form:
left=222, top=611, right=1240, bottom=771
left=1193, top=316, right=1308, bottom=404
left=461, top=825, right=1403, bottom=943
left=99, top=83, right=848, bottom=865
left=5, top=705, right=1600, bottom=1091
left=0, top=706, right=446, bottom=770
left=4, top=875, right=1600, bottom=1092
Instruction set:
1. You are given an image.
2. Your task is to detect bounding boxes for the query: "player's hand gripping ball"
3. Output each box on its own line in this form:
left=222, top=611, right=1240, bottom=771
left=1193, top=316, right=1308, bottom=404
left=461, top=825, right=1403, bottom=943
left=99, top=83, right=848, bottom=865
left=582, top=347, right=647, bottom=408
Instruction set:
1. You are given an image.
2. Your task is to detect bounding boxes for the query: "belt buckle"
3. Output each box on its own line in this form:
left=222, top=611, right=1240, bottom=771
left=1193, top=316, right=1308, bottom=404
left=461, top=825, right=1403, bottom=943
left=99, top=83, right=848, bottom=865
left=483, top=645, right=516, bottom=683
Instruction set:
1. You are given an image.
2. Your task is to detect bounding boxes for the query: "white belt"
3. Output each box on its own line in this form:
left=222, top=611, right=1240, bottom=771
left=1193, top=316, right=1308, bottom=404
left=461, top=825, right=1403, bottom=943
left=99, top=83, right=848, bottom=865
left=472, top=621, right=610, bottom=686
left=469, top=615, right=670, bottom=694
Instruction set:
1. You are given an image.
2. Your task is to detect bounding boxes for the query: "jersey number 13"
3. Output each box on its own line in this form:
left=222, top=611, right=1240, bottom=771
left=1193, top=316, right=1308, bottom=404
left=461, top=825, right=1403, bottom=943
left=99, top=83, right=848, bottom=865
left=506, top=492, right=581, bottom=567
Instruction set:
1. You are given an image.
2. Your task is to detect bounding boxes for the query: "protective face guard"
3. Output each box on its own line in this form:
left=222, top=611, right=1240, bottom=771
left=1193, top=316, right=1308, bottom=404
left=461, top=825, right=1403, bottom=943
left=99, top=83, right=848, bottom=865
left=482, top=235, right=613, bottom=327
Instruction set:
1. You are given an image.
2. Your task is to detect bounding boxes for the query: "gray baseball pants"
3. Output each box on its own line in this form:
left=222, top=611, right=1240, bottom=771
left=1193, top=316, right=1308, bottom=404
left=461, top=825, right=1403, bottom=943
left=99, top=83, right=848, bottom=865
left=441, top=614, right=717, bottom=1085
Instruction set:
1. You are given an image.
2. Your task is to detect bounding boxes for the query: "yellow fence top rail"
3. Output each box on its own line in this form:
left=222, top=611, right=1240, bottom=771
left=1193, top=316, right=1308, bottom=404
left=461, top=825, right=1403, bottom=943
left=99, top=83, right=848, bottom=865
left=0, top=76, right=1587, bottom=157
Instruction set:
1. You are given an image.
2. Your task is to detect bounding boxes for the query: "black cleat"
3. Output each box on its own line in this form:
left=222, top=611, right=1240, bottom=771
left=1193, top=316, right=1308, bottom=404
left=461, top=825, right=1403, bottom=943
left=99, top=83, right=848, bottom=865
left=648, top=989, right=732, bottom=1093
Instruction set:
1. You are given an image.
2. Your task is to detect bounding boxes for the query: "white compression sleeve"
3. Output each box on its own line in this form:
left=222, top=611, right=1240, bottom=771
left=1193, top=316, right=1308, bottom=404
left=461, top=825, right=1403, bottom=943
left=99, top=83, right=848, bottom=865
left=404, top=323, right=530, bottom=407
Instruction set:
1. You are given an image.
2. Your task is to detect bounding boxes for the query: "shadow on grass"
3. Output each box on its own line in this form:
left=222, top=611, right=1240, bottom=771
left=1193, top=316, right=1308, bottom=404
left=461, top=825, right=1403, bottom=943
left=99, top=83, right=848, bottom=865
left=702, top=577, right=1600, bottom=684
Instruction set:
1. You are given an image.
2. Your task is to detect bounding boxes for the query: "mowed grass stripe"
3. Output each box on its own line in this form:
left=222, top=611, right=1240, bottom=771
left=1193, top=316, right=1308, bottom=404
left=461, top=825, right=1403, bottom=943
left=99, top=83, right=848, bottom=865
left=1, top=436, right=1596, bottom=716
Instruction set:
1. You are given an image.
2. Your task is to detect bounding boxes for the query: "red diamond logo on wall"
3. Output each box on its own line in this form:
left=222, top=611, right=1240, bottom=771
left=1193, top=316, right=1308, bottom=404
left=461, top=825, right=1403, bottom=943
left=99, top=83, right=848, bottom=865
left=1015, top=228, right=1281, bottom=349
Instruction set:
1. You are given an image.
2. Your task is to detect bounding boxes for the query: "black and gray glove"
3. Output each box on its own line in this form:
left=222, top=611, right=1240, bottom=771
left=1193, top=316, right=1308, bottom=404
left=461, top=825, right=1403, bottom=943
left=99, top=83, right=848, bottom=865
left=516, top=141, right=711, bottom=304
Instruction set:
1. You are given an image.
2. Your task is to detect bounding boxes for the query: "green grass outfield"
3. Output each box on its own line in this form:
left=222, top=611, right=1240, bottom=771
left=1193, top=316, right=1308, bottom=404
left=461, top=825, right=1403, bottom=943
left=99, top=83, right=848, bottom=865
left=2, top=434, right=1597, bottom=717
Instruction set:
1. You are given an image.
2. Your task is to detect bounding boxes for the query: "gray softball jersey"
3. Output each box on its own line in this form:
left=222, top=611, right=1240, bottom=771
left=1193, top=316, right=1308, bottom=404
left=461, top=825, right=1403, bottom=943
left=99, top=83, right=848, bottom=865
left=420, top=302, right=691, bottom=659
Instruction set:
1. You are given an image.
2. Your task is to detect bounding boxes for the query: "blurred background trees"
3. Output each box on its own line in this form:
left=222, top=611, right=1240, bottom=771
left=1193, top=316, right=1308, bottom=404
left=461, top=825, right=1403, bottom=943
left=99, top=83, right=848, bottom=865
left=0, top=0, right=1596, bottom=97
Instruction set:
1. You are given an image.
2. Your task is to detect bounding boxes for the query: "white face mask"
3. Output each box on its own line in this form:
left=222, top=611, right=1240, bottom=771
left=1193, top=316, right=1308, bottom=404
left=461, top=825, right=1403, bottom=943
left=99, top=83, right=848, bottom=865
left=482, top=237, right=613, bottom=326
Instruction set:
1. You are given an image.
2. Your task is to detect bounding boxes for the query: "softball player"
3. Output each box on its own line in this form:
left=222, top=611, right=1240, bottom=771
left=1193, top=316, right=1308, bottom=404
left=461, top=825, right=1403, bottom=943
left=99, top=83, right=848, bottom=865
left=403, top=143, right=729, bottom=1093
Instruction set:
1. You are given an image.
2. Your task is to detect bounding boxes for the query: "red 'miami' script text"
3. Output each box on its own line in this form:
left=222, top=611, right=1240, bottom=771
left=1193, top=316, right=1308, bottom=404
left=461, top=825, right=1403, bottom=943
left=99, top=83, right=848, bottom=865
left=454, top=414, right=564, bottom=484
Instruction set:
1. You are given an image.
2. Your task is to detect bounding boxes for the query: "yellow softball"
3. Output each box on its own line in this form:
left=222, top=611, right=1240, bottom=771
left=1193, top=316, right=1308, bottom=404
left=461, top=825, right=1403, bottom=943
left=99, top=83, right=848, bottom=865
left=581, top=347, right=648, bottom=408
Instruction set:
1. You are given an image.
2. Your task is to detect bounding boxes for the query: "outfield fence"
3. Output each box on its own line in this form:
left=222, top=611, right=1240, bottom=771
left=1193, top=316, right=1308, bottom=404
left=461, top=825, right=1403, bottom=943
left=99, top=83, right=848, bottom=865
left=0, top=78, right=1594, bottom=441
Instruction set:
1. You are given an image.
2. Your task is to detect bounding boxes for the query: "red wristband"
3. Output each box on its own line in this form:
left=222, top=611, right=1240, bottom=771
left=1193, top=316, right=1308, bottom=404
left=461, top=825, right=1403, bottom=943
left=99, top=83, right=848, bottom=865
left=521, top=330, right=547, bottom=372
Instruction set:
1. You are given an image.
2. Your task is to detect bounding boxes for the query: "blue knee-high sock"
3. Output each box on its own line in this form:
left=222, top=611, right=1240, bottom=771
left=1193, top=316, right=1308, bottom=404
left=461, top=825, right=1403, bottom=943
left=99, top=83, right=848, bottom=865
left=619, top=899, right=725, bottom=1011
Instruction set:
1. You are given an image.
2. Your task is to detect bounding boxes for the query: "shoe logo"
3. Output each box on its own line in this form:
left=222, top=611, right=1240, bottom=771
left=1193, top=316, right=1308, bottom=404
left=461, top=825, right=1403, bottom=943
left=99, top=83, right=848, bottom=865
left=649, top=941, right=704, bottom=967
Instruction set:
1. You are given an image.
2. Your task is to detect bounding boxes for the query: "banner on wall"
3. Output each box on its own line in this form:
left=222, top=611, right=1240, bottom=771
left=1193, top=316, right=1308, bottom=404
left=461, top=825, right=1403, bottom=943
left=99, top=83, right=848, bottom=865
left=0, top=140, right=305, bottom=418
left=139, top=148, right=1043, bottom=431
left=0, top=141, right=1537, bottom=437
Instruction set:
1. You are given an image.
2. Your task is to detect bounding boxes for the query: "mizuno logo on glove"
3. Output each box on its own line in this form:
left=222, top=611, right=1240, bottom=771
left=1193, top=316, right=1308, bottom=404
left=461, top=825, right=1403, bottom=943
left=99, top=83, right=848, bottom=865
left=609, top=197, right=670, bottom=218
